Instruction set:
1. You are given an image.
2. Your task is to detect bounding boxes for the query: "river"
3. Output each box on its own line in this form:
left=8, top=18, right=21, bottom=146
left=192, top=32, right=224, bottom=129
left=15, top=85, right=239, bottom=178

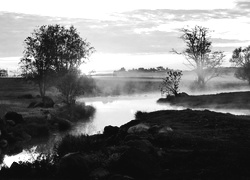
left=2, top=92, right=250, bottom=167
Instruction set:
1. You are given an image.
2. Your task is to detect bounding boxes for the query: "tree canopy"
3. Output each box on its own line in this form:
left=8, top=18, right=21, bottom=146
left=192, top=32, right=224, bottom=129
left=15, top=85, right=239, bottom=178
left=20, top=24, right=94, bottom=97
left=230, top=46, right=250, bottom=84
left=173, top=26, right=225, bottom=88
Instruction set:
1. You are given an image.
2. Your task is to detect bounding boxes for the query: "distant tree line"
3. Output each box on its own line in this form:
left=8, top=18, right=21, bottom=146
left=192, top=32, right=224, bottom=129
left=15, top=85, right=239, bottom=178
left=114, top=66, right=171, bottom=74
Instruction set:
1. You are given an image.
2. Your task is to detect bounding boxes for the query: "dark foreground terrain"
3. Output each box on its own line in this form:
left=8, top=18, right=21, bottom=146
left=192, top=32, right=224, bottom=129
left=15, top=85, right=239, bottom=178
left=1, top=109, right=250, bottom=180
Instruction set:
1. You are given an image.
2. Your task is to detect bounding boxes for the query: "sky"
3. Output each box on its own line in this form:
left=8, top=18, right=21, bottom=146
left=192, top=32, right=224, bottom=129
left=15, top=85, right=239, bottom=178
left=0, top=0, right=250, bottom=74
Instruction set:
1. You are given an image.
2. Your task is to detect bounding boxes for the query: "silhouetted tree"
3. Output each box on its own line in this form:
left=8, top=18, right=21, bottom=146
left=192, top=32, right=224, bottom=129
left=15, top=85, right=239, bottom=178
left=173, top=26, right=225, bottom=88
left=20, top=24, right=94, bottom=98
left=160, top=70, right=182, bottom=97
left=57, top=69, right=96, bottom=105
left=230, top=46, right=250, bottom=84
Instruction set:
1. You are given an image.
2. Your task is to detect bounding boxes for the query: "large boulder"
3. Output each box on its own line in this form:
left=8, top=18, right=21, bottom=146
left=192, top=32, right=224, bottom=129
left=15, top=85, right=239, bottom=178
left=120, top=120, right=141, bottom=132
left=4, top=112, right=24, bottom=124
left=127, top=123, right=150, bottom=134
left=57, top=152, right=91, bottom=179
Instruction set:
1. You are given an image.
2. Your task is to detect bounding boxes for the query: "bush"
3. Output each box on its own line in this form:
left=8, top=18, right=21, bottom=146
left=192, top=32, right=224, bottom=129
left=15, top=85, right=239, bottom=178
left=135, top=111, right=148, bottom=120
left=57, top=70, right=97, bottom=105
left=55, top=134, right=105, bottom=158
left=160, top=70, right=182, bottom=97
left=56, top=102, right=96, bottom=121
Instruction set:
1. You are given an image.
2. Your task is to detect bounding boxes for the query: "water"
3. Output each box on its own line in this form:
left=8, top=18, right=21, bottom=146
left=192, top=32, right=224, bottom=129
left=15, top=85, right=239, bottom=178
left=2, top=92, right=250, bottom=167
left=72, top=93, right=184, bottom=135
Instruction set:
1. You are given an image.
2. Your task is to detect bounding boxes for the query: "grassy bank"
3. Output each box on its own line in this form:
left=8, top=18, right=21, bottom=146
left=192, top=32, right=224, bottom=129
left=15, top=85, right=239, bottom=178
left=1, top=109, right=250, bottom=179
left=158, top=91, right=250, bottom=110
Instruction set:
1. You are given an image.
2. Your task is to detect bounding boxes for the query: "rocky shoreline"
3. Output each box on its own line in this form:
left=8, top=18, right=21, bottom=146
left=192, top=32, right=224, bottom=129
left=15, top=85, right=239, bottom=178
left=1, top=109, right=250, bottom=180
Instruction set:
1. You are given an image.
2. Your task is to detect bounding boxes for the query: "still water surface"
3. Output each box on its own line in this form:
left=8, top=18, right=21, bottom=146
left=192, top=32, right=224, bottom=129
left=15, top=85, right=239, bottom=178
left=3, top=92, right=250, bottom=167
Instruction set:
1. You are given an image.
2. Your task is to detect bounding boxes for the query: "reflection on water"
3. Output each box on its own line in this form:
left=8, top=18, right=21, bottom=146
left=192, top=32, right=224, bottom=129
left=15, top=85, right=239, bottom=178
left=74, top=93, right=182, bottom=135
left=3, top=92, right=250, bottom=166
left=2, top=147, right=39, bottom=167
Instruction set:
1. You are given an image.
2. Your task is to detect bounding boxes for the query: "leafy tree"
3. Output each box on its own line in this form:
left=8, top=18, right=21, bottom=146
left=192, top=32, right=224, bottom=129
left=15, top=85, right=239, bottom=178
left=160, top=70, right=182, bottom=97
left=173, top=26, right=225, bottom=88
left=57, top=69, right=97, bottom=105
left=230, top=46, right=250, bottom=84
left=20, top=24, right=94, bottom=98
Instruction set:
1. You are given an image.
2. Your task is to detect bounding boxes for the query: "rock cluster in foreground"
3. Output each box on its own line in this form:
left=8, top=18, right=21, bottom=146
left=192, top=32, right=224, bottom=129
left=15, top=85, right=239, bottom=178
left=1, top=109, right=250, bottom=180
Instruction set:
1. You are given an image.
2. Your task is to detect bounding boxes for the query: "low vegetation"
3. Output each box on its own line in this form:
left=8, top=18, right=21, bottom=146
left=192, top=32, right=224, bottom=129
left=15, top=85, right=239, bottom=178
left=1, top=109, right=250, bottom=179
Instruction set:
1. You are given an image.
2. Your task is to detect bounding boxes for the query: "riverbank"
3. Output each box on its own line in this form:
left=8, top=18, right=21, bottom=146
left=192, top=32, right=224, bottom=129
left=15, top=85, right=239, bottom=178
left=1, top=109, right=250, bottom=179
left=157, top=91, right=250, bottom=110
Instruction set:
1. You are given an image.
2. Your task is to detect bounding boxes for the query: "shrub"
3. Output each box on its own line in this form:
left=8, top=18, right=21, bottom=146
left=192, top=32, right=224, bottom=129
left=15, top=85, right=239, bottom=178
left=160, top=70, right=182, bottom=97
left=56, top=102, right=96, bottom=121
left=135, top=111, right=147, bottom=120
left=54, top=134, right=104, bottom=158
left=57, top=69, right=97, bottom=105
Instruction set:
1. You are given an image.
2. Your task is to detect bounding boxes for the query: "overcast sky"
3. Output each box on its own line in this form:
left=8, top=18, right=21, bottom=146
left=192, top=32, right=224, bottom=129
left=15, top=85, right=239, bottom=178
left=0, top=0, right=250, bottom=74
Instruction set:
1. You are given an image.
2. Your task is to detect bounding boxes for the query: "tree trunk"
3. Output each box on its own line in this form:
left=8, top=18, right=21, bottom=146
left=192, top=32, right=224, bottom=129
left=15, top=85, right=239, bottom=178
left=38, top=82, right=45, bottom=98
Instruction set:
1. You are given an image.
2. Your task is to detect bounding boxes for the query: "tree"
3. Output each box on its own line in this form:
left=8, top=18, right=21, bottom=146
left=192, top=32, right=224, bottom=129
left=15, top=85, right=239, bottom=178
left=20, top=24, right=94, bottom=98
left=160, top=70, right=182, bottom=97
left=173, top=26, right=225, bottom=88
left=56, top=69, right=97, bottom=105
left=230, top=46, right=250, bottom=84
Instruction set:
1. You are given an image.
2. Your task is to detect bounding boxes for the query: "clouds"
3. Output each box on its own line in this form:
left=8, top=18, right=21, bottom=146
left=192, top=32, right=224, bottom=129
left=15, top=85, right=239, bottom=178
left=236, top=0, right=250, bottom=9
left=1, top=0, right=250, bottom=71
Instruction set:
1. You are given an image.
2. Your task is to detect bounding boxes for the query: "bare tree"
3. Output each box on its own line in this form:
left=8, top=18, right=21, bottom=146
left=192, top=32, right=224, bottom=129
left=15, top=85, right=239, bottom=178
left=230, top=46, right=250, bottom=84
left=173, top=26, right=225, bottom=88
left=160, top=70, right=182, bottom=97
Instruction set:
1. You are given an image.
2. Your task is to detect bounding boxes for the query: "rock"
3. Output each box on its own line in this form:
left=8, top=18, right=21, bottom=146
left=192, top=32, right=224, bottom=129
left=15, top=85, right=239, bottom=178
left=158, top=126, right=173, bottom=134
left=116, top=148, right=159, bottom=179
left=4, top=112, right=24, bottom=124
left=104, top=125, right=119, bottom=137
left=125, top=139, right=154, bottom=153
left=42, top=96, right=54, bottom=108
left=127, top=123, right=150, bottom=134
left=57, top=152, right=91, bottom=179
left=120, top=120, right=141, bottom=132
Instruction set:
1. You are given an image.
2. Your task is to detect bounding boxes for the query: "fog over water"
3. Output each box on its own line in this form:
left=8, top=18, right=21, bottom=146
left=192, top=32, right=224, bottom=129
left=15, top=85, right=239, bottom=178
left=3, top=89, right=250, bottom=167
